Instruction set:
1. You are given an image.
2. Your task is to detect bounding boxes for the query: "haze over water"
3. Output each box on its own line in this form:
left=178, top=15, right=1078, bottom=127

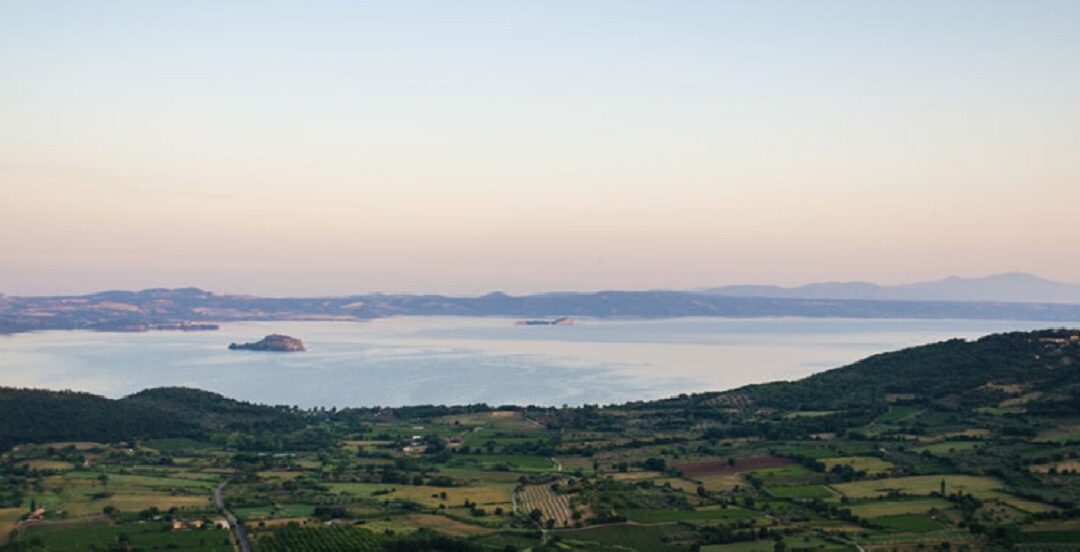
left=1, top=317, right=1071, bottom=408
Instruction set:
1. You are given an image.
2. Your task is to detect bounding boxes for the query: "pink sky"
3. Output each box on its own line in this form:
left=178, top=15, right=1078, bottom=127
left=2, top=2, right=1079, bottom=295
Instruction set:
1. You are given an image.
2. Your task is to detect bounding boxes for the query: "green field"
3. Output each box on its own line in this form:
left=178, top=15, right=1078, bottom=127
left=554, top=523, right=692, bottom=552
left=446, top=453, right=555, bottom=471
left=873, top=513, right=943, bottom=532
left=848, top=498, right=952, bottom=518
left=820, top=456, right=893, bottom=474
left=830, top=475, right=1001, bottom=499
left=234, top=502, right=316, bottom=520
left=13, top=522, right=233, bottom=551
left=621, top=507, right=752, bottom=524
left=766, top=485, right=833, bottom=499
left=911, top=440, right=981, bottom=455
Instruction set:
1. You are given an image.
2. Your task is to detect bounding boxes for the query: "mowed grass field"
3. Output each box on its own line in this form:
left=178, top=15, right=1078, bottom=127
left=848, top=498, right=952, bottom=518
left=820, top=456, right=893, bottom=475
left=326, top=482, right=514, bottom=509
left=830, top=475, right=1001, bottom=499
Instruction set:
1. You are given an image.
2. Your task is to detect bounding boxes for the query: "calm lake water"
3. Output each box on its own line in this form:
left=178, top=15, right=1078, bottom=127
left=1, top=317, right=1075, bottom=407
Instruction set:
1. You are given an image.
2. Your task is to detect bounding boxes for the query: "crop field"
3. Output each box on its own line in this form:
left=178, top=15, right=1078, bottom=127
left=695, top=474, right=743, bottom=492
left=911, top=440, right=981, bottom=455
left=553, top=523, right=694, bottom=552
left=830, top=475, right=1001, bottom=499
left=328, top=481, right=514, bottom=509
left=752, top=464, right=824, bottom=486
left=142, top=438, right=216, bottom=452
left=438, top=411, right=542, bottom=433
left=654, top=477, right=706, bottom=494
left=20, top=460, right=73, bottom=471
left=362, top=513, right=496, bottom=537
left=984, top=492, right=1058, bottom=514
left=448, top=453, right=555, bottom=471
left=516, top=484, right=575, bottom=527
left=873, top=513, right=943, bottom=532
left=1028, top=460, right=1080, bottom=474
left=234, top=502, right=316, bottom=520
left=848, top=498, right=952, bottom=518
left=0, top=507, right=23, bottom=543
left=820, top=456, right=894, bottom=475
left=1034, top=425, right=1080, bottom=444
left=767, top=484, right=833, bottom=499
left=621, top=506, right=751, bottom=524
left=876, top=406, right=924, bottom=423
left=676, top=455, right=793, bottom=477
left=15, top=521, right=233, bottom=551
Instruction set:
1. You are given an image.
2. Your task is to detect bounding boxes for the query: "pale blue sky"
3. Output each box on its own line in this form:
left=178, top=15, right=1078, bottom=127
left=2, top=1, right=1079, bottom=295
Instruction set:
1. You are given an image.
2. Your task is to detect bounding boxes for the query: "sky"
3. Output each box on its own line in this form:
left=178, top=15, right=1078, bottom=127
left=2, top=1, right=1079, bottom=296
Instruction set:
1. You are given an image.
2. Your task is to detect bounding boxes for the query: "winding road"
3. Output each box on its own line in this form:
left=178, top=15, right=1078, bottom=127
left=214, top=480, right=252, bottom=552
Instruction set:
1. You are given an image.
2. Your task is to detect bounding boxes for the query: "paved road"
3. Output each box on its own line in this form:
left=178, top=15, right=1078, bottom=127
left=214, top=480, right=252, bottom=552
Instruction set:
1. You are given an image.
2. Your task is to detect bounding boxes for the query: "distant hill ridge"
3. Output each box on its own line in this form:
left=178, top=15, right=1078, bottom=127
left=5, top=274, right=1080, bottom=334
left=699, top=272, right=1080, bottom=304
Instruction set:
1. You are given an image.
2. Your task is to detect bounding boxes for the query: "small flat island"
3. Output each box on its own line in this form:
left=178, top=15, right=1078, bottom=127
left=228, top=334, right=306, bottom=352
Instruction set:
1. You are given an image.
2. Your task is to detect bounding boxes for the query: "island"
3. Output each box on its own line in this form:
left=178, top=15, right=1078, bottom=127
left=228, top=334, right=305, bottom=352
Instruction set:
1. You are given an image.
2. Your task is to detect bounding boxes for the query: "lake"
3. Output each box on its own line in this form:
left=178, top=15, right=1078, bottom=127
left=0, top=316, right=1075, bottom=407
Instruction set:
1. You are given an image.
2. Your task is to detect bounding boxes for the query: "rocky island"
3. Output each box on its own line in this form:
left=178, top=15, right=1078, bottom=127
left=228, top=334, right=306, bottom=352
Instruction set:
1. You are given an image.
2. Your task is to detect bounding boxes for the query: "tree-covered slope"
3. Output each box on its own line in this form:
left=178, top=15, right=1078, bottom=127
left=0, top=386, right=306, bottom=451
left=0, top=388, right=191, bottom=450
left=732, top=329, right=1080, bottom=411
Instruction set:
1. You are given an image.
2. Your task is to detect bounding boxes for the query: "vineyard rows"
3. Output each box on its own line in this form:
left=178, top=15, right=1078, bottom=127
left=517, top=484, right=575, bottom=527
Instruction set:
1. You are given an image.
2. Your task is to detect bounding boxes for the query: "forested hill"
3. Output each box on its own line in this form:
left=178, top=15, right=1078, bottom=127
left=723, top=329, right=1080, bottom=412
left=0, top=387, right=306, bottom=451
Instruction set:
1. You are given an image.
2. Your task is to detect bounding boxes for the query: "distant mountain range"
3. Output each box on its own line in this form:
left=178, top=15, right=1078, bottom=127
left=4, top=274, right=1080, bottom=334
left=699, top=272, right=1080, bottom=305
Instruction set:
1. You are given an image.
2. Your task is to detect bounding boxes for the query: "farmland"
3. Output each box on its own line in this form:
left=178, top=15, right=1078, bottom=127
left=516, top=484, right=576, bottom=528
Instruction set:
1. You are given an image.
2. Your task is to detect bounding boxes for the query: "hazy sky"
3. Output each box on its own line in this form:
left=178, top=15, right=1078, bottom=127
left=2, top=1, right=1079, bottom=296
